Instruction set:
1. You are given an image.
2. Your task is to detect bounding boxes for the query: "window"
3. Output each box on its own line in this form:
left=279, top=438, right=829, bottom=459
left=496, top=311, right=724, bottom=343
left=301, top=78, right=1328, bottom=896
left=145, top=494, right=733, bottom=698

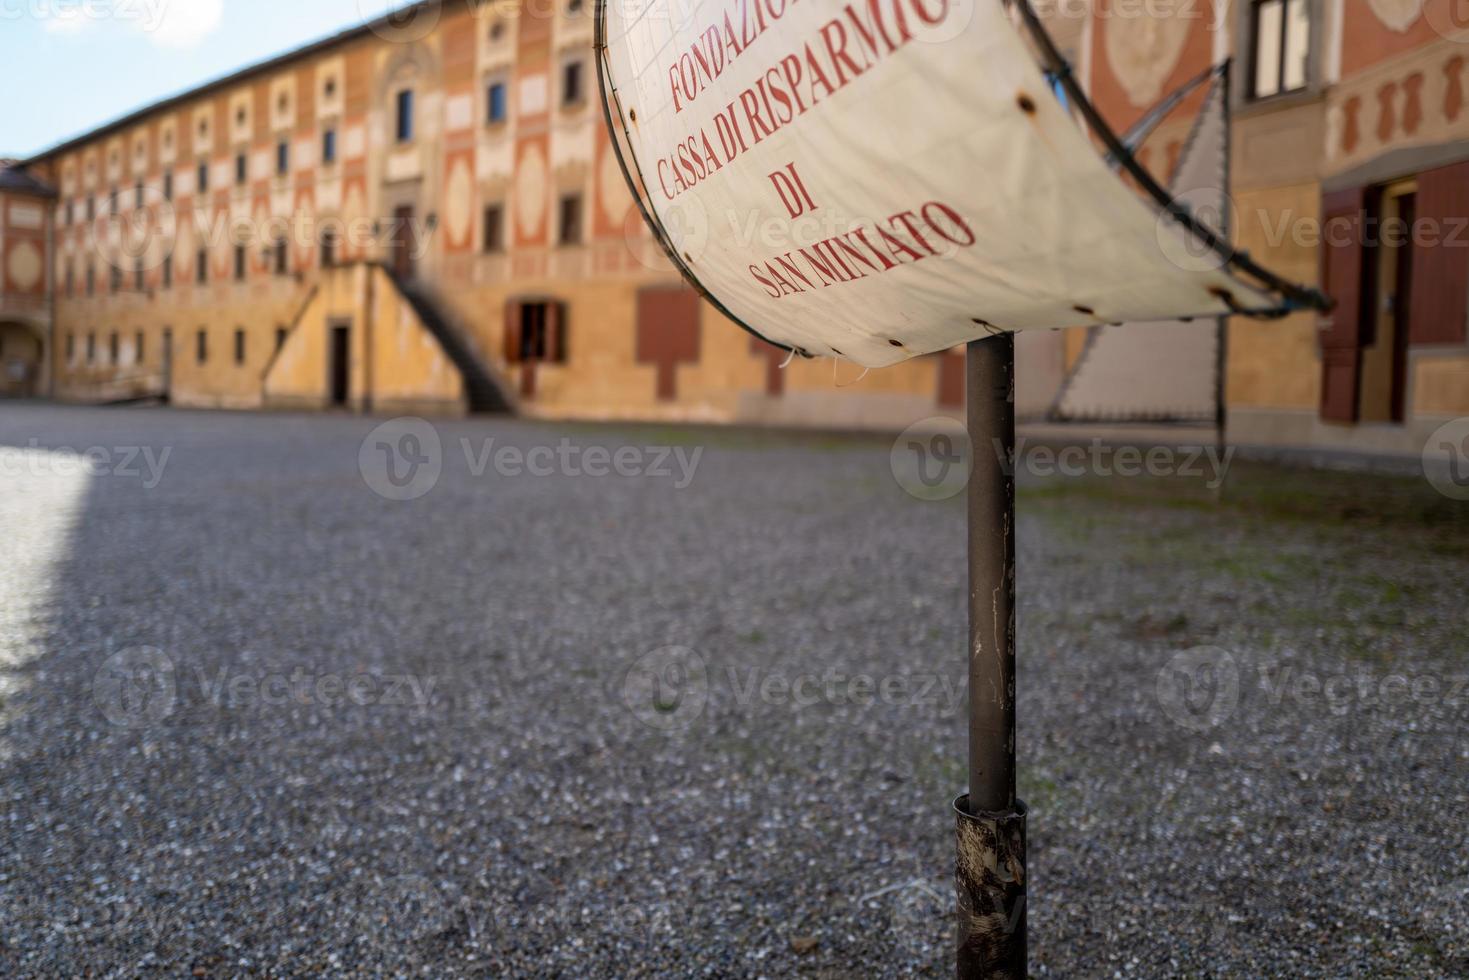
left=109, top=189, right=118, bottom=216
left=558, top=194, right=583, bottom=245
left=324, top=77, right=337, bottom=98
left=277, top=141, right=289, bottom=176
left=109, top=331, right=119, bottom=364
left=322, top=129, right=337, bottom=165
left=86, top=197, right=95, bottom=221
left=136, top=331, right=145, bottom=363
left=87, top=333, right=95, bottom=363
left=234, top=244, right=247, bottom=281
left=396, top=89, right=415, bottom=142
left=197, top=162, right=209, bottom=193
left=163, top=171, right=173, bottom=201
left=235, top=153, right=247, bottom=185
left=65, top=200, right=74, bottom=225
left=66, top=334, right=74, bottom=361
left=1249, top=0, right=1309, bottom=100
left=135, top=181, right=144, bottom=208
left=196, top=248, right=209, bottom=284
left=562, top=60, right=584, bottom=106
left=197, top=329, right=208, bottom=363
left=321, top=228, right=338, bottom=268
left=509, top=302, right=568, bottom=363
left=234, top=328, right=246, bottom=365
left=483, top=204, right=504, bottom=253
left=487, top=81, right=507, bottom=124
left=568, top=0, right=583, bottom=11
left=162, top=255, right=173, bottom=289
left=276, top=326, right=288, bottom=351
left=110, top=266, right=121, bottom=293
left=273, top=238, right=288, bottom=275
left=134, top=259, right=144, bottom=293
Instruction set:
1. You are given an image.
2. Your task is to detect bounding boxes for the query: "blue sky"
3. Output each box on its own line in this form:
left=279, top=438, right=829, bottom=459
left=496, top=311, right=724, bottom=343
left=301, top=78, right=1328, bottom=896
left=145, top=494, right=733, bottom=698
left=1, top=0, right=407, bottom=158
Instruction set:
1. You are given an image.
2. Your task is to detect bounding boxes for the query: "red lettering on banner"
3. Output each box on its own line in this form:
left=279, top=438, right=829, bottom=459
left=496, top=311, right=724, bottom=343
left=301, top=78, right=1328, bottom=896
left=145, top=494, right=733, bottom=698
left=768, top=163, right=818, bottom=220
left=744, top=201, right=976, bottom=298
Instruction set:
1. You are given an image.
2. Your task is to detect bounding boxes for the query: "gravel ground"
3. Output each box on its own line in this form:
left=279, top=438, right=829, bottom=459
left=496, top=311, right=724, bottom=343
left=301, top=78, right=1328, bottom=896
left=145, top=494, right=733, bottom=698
left=0, top=401, right=1464, bottom=978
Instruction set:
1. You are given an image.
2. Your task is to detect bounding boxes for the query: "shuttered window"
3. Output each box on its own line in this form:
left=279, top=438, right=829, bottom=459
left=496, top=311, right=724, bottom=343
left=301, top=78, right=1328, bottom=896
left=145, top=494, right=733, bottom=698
left=1407, top=160, right=1469, bottom=346
left=1318, top=186, right=1373, bottom=423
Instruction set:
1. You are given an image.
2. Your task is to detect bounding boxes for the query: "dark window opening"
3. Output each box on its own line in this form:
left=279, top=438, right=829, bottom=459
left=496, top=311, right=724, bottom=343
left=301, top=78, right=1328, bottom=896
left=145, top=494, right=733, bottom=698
left=511, top=302, right=568, bottom=364
left=562, top=61, right=584, bottom=106
left=198, top=162, right=210, bottom=193
left=162, top=255, right=173, bottom=289
left=321, top=228, right=338, bottom=268
left=277, top=141, right=290, bottom=176
left=163, top=172, right=173, bottom=201
left=234, top=245, right=247, bottom=281
left=483, top=204, right=504, bottom=253
left=322, top=129, right=337, bottom=164
left=396, top=89, right=414, bottom=143
left=273, top=238, right=288, bottom=275
left=109, top=331, right=119, bottom=364
left=87, top=333, right=95, bottom=363
left=235, top=153, right=248, bottom=185
left=197, top=248, right=209, bottom=284
left=276, top=326, right=288, bottom=351
left=488, top=82, right=507, bottom=124
left=197, top=329, right=208, bottom=364
left=558, top=194, right=582, bottom=246
left=136, top=331, right=145, bottom=363
left=234, top=328, right=246, bottom=365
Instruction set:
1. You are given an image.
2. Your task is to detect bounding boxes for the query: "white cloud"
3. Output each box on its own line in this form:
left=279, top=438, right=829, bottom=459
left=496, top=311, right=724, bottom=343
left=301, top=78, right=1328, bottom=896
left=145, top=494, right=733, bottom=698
left=32, top=0, right=224, bottom=48
left=137, top=0, right=224, bottom=48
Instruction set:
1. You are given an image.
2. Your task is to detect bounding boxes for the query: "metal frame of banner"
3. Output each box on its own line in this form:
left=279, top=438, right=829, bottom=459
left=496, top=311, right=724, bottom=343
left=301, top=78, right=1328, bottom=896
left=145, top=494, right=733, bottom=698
left=1046, top=60, right=1239, bottom=459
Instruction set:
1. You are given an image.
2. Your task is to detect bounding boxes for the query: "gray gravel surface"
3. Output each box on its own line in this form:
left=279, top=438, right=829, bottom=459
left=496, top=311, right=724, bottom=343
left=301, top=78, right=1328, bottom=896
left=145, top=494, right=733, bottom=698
left=0, top=402, right=1464, bottom=978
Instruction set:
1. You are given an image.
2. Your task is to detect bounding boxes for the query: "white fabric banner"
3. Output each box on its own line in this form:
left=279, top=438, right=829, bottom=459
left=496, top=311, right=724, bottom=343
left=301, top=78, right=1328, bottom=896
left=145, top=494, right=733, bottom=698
left=603, top=0, right=1271, bottom=368
left=1052, top=71, right=1230, bottom=422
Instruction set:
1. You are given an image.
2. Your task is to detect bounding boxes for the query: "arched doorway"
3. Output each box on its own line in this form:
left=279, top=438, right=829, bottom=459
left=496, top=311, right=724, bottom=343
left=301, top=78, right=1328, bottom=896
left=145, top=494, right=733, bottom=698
left=0, top=320, right=45, bottom=398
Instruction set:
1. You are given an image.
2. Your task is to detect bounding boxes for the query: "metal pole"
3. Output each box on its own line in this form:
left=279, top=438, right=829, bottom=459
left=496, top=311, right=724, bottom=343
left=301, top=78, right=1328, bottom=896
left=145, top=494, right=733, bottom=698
left=967, top=335, right=1016, bottom=811
left=955, top=333, right=1027, bottom=978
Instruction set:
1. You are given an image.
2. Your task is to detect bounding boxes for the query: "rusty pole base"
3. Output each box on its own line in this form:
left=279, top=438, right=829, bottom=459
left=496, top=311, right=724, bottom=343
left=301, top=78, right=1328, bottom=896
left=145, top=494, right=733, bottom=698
left=954, top=795, right=1027, bottom=979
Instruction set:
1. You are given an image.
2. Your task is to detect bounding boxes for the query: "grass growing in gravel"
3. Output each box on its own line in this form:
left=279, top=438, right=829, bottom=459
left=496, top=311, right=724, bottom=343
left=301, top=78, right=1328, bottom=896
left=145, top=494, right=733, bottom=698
left=1019, top=458, right=1466, bottom=663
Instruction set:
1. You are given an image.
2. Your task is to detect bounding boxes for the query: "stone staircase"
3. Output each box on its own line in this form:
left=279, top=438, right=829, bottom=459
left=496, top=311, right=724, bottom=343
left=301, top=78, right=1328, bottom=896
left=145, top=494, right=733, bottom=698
left=384, top=267, right=514, bottom=415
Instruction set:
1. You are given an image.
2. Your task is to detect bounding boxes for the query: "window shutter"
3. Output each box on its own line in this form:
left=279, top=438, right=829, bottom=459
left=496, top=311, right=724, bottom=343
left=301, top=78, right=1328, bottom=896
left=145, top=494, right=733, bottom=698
left=1408, top=159, right=1469, bottom=346
left=544, top=301, right=563, bottom=363
left=503, top=298, right=522, bottom=363
left=1318, top=187, right=1371, bottom=422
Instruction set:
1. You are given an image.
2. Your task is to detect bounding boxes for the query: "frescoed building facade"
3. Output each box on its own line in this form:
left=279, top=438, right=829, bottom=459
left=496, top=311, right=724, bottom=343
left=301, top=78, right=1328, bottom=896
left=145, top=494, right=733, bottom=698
left=1, top=0, right=1467, bottom=459
left=5, top=0, right=967, bottom=427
